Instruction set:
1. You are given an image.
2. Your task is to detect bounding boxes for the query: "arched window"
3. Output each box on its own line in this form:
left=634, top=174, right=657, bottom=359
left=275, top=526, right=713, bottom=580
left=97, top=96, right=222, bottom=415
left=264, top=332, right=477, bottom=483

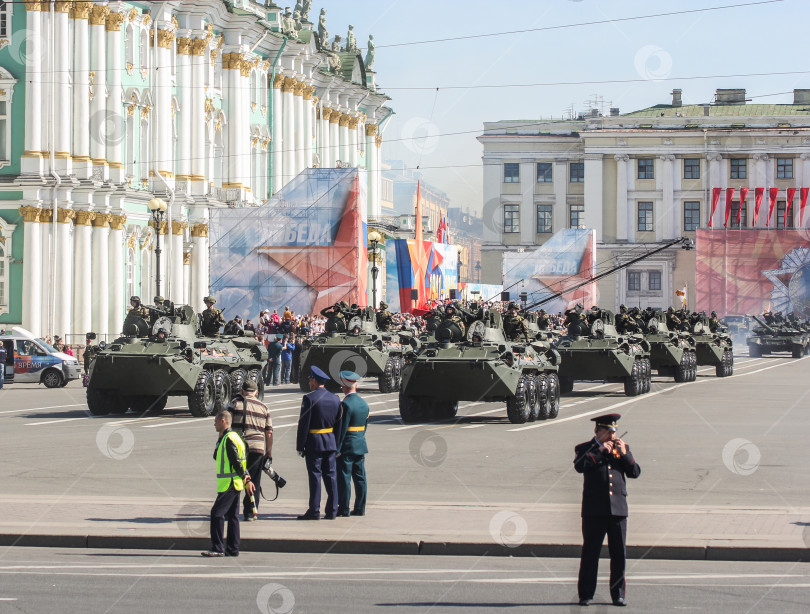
left=139, top=28, right=149, bottom=74
left=126, top=244, right=136, bottom=300
left=0, top=216, right=14, bottom=310
left=125, top=24, right=135, bottom=73
left=214, top=112, right=225, bottom=188
left=251, top=69, right=258, bottom=109
left=0, top=240, right=6, bottom=307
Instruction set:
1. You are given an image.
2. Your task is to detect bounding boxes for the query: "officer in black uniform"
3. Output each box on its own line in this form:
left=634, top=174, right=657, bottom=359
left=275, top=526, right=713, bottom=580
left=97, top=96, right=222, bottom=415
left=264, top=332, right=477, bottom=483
left=574, top=413, right=641, bottom=607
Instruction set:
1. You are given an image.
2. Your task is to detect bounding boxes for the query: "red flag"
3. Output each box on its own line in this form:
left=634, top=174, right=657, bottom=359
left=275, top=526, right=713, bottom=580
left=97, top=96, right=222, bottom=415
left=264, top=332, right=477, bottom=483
left=738, top=187, right=749, bottom=225
left=723, top=188, right=735, bottom=228
left=766, top=188, right=778, bottom=227
left=753, top=187, right=765, bottom=225
left=436, top=213, right=444, bottom=243
left=800, top=188, right=809, bottom=226
left=709, top=187, right=722, bottom=228
left=785, top=187, right=796, bottom=228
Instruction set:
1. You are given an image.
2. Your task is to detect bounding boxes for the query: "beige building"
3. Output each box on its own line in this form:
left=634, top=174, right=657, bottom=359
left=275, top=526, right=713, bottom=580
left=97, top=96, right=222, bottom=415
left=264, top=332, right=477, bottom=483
left=478, top=88, right=810, bottom=311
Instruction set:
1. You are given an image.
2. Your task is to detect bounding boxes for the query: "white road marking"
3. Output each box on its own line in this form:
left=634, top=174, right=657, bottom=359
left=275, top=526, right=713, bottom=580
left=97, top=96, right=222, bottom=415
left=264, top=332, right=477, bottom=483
left=24, top=416, right=90, bottom=426
left=0, top=403, right=86, bottom=416
left=461, top=425, right=486, bottom=429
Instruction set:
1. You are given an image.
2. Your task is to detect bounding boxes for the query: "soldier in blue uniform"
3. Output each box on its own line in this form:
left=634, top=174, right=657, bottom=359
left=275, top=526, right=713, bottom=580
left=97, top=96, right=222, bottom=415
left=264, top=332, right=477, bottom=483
left=574, top=413, right=641, bottom=607
left=335, top=370, right=370, bottom=517
left=296, top=365, right=343, bottom=520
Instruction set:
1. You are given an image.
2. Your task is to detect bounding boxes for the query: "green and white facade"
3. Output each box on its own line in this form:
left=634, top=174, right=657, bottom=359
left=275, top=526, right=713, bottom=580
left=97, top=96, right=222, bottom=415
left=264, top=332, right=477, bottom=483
left=0, top=0, right=392, bottom=338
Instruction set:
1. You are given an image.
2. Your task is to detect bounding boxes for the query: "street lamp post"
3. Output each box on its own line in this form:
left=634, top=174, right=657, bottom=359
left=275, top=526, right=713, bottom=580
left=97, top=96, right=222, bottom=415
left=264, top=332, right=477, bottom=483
left=147, top=198, right=168, bottom=297
left=368, top=230, right=382, bottom=308
left=475, top=261, right=481, bottom=284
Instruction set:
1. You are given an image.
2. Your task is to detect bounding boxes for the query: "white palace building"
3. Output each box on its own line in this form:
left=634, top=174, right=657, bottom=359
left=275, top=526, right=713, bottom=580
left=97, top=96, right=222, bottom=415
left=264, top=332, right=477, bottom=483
left=0, top=0, right=393, bottom=339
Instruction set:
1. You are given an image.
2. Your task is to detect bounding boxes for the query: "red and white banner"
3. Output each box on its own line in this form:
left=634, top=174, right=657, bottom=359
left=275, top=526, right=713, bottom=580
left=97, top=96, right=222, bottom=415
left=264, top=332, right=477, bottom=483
left=786, top=187, right=797, bottom=228
left=708, top=187, right=722, bottom=227
left=801, top=188, right=809, bottom=226
left=753, top=187, right=765, bottom=225
left=738, top=187, right=749, bottom=224
left=767, top=187, right=779, bottom=227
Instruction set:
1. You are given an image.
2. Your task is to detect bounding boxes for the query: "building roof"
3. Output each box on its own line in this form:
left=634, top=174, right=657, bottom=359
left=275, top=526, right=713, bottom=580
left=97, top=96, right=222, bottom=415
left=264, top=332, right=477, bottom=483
left=623, top=104, right=810, bottom=117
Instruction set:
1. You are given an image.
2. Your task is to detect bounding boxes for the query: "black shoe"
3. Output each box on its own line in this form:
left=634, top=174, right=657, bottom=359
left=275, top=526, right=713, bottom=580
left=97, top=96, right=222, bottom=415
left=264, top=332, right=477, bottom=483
left=243, top=515, right=257, bottom=522
left=613, top=598, right=627, bottom=607
left=336, top=511, right=351, bottom=517
left=323, top=514, right=336, bottom=520
left=297, top=512, right=320, bottom=520
left=350, top=510, right=365, bottom=516
left=201, top=550, right=224, bottom=557
left=225, top=552, right=239, bottom=557
left=578, top=598, right=591, bottom=606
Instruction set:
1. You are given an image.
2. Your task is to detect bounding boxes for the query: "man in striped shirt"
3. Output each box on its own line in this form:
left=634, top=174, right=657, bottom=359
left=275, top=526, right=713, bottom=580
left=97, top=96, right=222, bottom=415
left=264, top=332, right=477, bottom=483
left=229, top=380, right=273, bottom=521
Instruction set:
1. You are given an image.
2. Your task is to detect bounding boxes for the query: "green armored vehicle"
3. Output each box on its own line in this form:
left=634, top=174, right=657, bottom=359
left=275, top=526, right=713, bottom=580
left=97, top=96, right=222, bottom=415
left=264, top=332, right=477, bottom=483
left=687, top=314, right=734, bottom=375
left=555, top=309, right=652, bottom=397
left=747, top=315, right=809, bottom=358
left=298, top=307, right=404, bottom=393
left=638, top=311, right=697, bottom=382
left=86, top=303, right=267, bottom=417
left=398, top=310, right=561, bottom=424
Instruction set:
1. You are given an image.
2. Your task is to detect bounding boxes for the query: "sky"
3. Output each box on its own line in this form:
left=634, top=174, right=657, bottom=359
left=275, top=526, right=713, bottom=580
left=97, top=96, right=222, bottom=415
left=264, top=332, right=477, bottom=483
left=318, top=0, right=809, bottom=216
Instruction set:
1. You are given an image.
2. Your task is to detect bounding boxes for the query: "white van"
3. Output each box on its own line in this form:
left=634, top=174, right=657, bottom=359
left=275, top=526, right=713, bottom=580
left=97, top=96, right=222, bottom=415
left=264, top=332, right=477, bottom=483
left=0, top=327, right=82, bottom=387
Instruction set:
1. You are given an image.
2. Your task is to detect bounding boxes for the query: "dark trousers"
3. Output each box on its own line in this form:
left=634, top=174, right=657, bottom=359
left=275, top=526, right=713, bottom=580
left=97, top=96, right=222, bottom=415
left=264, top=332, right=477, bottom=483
left=264, top=360, right=280, bottom=385
left=305, top=451, right=338, bottom=517
left=242, top=452, right=265, bottom=519
left=337, top=454, right=366, bottom=514
left=578, top=516, right=627, bottom=601
left=210, top=488, right=240, bottom=555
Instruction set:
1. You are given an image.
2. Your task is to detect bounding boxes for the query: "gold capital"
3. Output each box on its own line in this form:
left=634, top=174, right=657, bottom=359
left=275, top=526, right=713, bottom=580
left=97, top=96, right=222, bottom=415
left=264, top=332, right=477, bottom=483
left=18, top=206, right=42, bottom=223
left=339, top=113, right=350, bottom=127
left=106, top=12, right=126, bottom=32
left=70, top=1, right=93, bottom=19
left=156, top=29, right=175, bottom=49
left=171, top=220, right=189, bottom=235
left=348, top=116, right=359, bottom=130
left=191, top=38, right=208, bottom=56
left=55, top=2, right=72, bottom=13
left=293, top=81, right=305, bottom=96
left=89, top=5, right=110, bottom=26
left=56, top=208, right=77, bottom=224
left=176, top=37, right=192, bottom=55
left=375, top=134, right=383, bottom=147
left=282, top=77, right=296, bottom=93
left=190, top=223, right=209, bottom=238
left=128, top=7, right=139, bottom=22
left=109, top=214, right=128, bottom=231
left=273, top=73, right=285, bottom=89
left=365, top=124, right=378, bottom=136
left=303, top=85, right=315, bottom=100
left=91, top=213, right=113, bottom=228
left=39, top=209, right=53, bottom=224
left=74, top=211, right=96, bottom=226
left=24, top=1, right=43, bottom=12
left=222, top=52, right=243, bottom=70
left=149, top=220, right=169, bottom=235
left=329, top=111, right=341, bottom=124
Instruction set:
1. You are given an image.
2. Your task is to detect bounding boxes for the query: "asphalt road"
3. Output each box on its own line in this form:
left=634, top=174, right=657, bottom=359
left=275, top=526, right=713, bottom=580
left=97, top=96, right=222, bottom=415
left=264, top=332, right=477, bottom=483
left=0, top=548, right=808, bottom=614
left=2, top=352, right=808, bottom=513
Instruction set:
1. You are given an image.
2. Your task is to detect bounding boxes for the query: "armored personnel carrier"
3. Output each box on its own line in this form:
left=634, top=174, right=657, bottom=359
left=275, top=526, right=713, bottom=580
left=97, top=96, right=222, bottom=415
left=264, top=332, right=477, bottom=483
left=298, top=307, right=404, bottom=393
left=685, top=314, right=734, bottom=375
left=86, top=303, right=267, bottom=417
left=747, top=315, right=809, bottom=358
left=398, top=310, right=561, bottom=424
left=554, top=309, right=652, bottom=396
left=638, top=311, right=697, bottom=382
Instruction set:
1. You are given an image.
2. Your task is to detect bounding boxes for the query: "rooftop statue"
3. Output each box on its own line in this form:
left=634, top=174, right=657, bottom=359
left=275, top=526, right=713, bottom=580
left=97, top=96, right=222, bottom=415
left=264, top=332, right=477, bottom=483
left=317, top=8, right=328, bottom=48
left=332, top=34, right=343, bottom=53
left=346, top=25, right=357, bottom=53
left=365, top=34, right=376, bottom=70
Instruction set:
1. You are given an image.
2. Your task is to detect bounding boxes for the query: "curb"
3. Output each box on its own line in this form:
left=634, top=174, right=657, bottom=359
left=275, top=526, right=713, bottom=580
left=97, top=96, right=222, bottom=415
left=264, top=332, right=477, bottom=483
left=1, top=534, right=808, bottom=562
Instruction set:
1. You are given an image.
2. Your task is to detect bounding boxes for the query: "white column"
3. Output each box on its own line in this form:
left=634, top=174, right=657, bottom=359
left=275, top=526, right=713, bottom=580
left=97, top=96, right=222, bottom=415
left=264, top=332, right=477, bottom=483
left=339, top=114, right=350, bottom=165
left=659, top=155, right=675, bottom=241
left=55, top=209, right=73, bottom=338
left=155, top=26, right=174, bottom=182
left=282, top=77, right=295, bottom=185
left=349, top=119, right=359, bottom=167
left=72, top=9, right=91, bottom=178
left=615, top=155, right=629, bottom=241
left=191, top=36, right=208, bottom=194
left=520, top=159, right=535, bottom=244
left=302, top=87, right=314, bottom=170
left=171, top=220, right=186, bottom=304
left=89, top=5, right=109, bottom=174
left=23, top=6, right=43, bottom=157
left=753, top=154, right=769, bottom=228
left=106, top=12, right=125, bottom=183
left=72, top=211, right=94, bottom=335
left=271, top=73, right=283, bottom=192
left=190, top=223, right=209, bottom=313
left=108, top=215, right=125, bottom=335
left=183, top=252, right=191, bottom=306
left=553, top=159, right=569, bottom=234
left=584, top=154, right=604, bottom=242
left=54, top=4, right=72, bottom=174
left=20, top=208, right=42, bottom=336
left=91, top=215, right=110, bottom=336
left=176, top=36, right=192, bottom=183
left=366, top=124, right=380, bottom=219
left=708, top=154, right=723, bottom=227
left=330, top=114, right=340, bottom=166
left=320, top=108, right=331, bottom=167
left=294, top=81, right=305, bottom=175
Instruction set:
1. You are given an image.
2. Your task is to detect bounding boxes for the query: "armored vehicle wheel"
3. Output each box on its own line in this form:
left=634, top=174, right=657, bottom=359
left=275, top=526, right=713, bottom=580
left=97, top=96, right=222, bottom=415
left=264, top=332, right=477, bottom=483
left=559, top=376, right=574, bottom=395
left=128, top=395, right=167, bottom=414
left=534, top=373, right=551, bottom=420
left=189, top=369, right=217, bottom=417
left=393, top=357, right=403, bottom=391
left=246, top=369, right=265, bottom=401
left=432, top=399, right=459, bottom=420
left=213, top=369, right=233, bottom=411
left=87, top=387, right=112, bottom=416
left=108, top=392, right=129, bottom=414
left=792, top=345, right=804, bottom=359
left=506, top=375, right=531, bottom=424
left=689, top=352, right=697, bottom=381
left=642, top=359, right=651, bottom=393
left=398, top=392, right=424, bottom=423
left=675, top=353, right=690, bottom=383
left=229, top=368, right=247, bottom=393
left=526, top=375, right=538, bottom=422
left=624, top=361, right=641, bottom=397
left=42, top=368, right=63, bottom=389
left=378, top=357, right=398, bottom=393
left=749, top=344, right=761, bottom=358
left=547, top=373, right=561, bottom=419
left=726, top=350, right=734, bottom=376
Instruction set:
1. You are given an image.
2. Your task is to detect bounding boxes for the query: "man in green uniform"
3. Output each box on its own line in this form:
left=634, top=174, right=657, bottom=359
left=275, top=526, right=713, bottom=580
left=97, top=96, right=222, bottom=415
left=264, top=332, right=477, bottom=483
left=128, top=296, right=150, bottom=319
left=335, top=370, right=369, bottom=517
left=709, top=311, right=722, bottom=333
left=201, top=296, right=226, bottom=337
left=375, top=301, right=393, bottom=331
left=321, top=301, right=350, bottom=332
left=537, top=309, right=551, bottom=330
left=666, top=307, right=682, bottom=332
left=441, top=303, right=466, bottom=339
left=503, top=302, right=529, bottom=342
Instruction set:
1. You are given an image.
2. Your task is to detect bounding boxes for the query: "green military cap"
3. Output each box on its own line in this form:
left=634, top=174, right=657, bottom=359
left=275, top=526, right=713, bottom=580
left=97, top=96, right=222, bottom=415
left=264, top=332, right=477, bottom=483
left=130, top=296, right=141, bottom=302
left=154, top=295, right=164, bottom=303
left=539, top=309, right=546, bottom=314
left=379, top=301, right=388, bottom=309
left=507, top=302, right=520, bottom=310
left=339, top=301, right=349, bottom=309
left=203, top=296, right=216, bottom=304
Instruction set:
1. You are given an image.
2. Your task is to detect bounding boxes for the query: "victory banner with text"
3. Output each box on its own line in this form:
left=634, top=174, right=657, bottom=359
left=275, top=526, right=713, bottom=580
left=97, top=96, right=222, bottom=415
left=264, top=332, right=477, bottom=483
left=208, top=169, right=367, bottom=318
left=695, top=229, right=810, bottom=316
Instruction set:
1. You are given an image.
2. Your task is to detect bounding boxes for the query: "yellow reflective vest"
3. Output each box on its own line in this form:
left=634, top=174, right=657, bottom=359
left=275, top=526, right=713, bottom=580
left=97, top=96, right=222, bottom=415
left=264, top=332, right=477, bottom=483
left=215, top=430, right=247, bottom=493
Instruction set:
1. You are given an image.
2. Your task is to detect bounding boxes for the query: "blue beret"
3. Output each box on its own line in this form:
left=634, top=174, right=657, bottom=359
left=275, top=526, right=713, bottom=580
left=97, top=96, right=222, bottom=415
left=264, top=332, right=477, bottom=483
left=310, top=365, right=330, bottom=382
left=339, top=370, right=360, bottom=384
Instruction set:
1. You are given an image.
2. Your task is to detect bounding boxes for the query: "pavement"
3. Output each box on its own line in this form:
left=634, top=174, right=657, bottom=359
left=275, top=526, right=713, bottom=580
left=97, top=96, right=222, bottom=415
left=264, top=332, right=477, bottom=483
left=2, top=494, right=809, bottom=561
